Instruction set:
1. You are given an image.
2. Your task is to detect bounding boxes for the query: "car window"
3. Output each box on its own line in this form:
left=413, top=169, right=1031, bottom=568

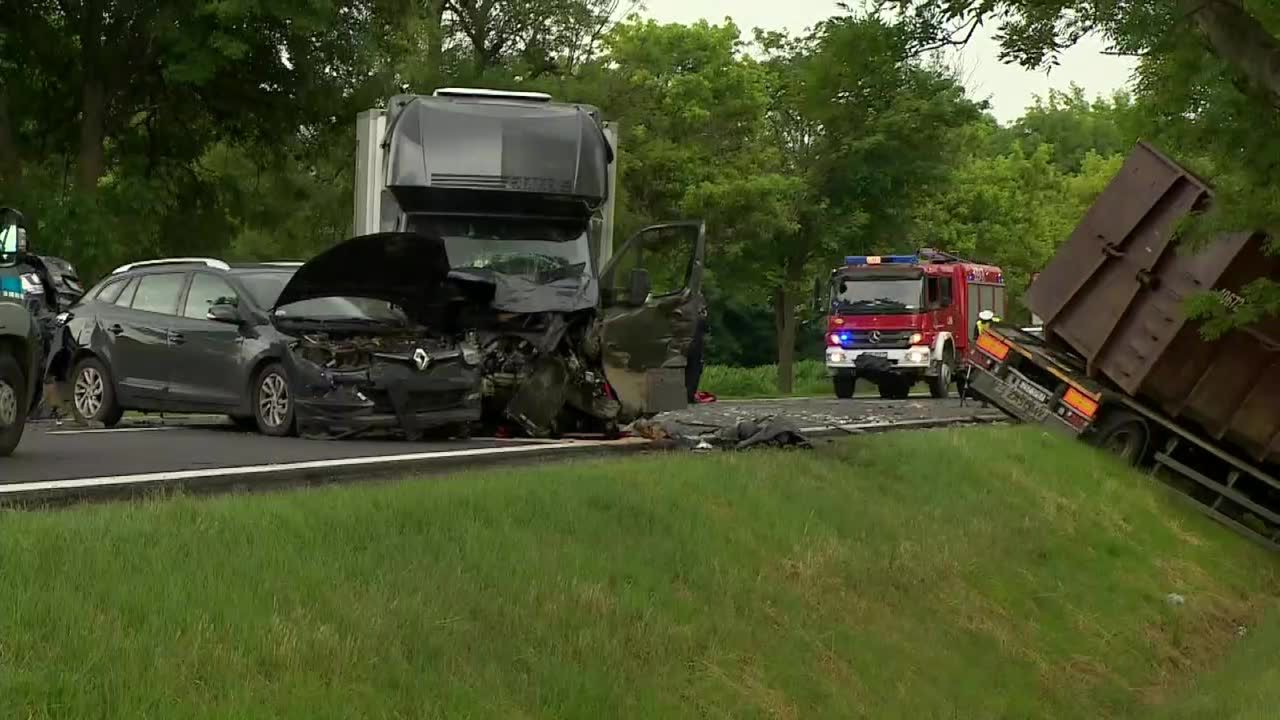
left=114, top=277, right=140, bottom=307
left=130, top=273, right=185, bottom=315
left=183, top=273, right=238, bottom=319
left=95, top=278, right=126, bottom=304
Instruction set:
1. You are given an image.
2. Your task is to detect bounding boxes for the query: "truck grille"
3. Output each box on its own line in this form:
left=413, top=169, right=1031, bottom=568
left=838, top=330, right=913, bottom=349
left=430, top=173, right=573, bottom=194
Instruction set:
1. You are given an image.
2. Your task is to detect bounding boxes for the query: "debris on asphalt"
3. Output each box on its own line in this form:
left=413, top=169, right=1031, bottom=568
left=629, top=413, right=812, bottom=450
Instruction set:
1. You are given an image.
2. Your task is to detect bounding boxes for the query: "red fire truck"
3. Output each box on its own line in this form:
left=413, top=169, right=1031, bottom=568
left=824, top=250, right=1006, bottom=399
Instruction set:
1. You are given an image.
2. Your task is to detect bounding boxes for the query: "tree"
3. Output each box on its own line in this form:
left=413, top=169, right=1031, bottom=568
left=734, top=15, right=982, bottom=391
left=882, top=0, right=1280, bottom=330
left=912, top=145, right=1123, bottom=320
left=1011, top=85, right=1135, bottom=173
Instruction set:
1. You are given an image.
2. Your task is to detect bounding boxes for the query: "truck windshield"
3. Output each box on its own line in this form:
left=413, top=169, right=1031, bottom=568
left=831, top=276, right=924, bottom=314
left=408, top=216, right=591, bottom=285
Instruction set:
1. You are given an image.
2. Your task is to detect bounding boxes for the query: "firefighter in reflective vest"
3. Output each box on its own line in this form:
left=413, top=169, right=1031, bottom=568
left=975, top=309, right=1000, bottom=338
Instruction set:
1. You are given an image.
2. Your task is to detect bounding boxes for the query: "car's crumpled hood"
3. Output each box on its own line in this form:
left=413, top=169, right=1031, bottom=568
left=272, top=231, right=492, bottom=330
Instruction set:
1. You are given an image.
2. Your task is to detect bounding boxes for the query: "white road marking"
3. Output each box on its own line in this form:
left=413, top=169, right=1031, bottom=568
left=0, top=440, right=634, bottom=496
left=46, top=427, right=180, bottom=435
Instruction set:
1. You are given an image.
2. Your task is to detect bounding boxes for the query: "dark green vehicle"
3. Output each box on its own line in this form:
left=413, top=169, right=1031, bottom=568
left=0, top=208, right=41, bottom=456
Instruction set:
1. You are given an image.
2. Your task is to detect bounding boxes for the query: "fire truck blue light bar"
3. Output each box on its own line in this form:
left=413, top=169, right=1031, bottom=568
left=844, top=255, right=917, bottom=266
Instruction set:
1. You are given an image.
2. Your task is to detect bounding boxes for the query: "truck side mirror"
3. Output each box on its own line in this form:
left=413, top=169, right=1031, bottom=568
left=628, top=268, right=651, bottom=305
left=0, top=212, right=20, bottom=268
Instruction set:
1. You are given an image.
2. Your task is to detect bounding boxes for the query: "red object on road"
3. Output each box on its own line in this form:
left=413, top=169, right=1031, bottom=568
left=694, top=391, right=717, bottom=404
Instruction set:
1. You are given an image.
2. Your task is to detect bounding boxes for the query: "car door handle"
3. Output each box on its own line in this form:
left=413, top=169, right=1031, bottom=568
left=108, top=324, right=124, bottom=335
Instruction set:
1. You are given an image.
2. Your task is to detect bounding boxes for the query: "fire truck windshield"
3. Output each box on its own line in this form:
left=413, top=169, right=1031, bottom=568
left=831, top=276, right=923, bottom=315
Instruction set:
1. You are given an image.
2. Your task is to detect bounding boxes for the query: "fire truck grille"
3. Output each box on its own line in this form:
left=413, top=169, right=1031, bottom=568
left=840, top=330, right=913, bottom=349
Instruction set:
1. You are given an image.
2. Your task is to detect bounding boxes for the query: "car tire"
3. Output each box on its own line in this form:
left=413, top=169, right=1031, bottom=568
left=253, top=363, right=296, bottom=437
left=0, top=353, right=28, bottom=457
left=70, top=357, right=124, bottom=427
left=833, top=371, right=855, bottom=399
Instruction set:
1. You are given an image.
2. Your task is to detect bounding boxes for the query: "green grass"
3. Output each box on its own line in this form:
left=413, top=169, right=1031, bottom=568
left=2, top=426, right=1278, bottom=719
left=701, top=360, right=928, bottom=398
left=700, top=359, right=833, bottom=398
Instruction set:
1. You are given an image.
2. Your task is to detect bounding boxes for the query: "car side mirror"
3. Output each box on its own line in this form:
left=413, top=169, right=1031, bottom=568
left=206, top=303, right=241, bottom=324
left=628, top=268, right=651, bottom=305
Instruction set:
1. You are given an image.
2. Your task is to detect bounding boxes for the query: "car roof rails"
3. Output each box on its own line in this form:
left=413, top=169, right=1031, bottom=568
left=258, top=261, right=304, bottom=267
left=111, top=258, right=231, bottom=275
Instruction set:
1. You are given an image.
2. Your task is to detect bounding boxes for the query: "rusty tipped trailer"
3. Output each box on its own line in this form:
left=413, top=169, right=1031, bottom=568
left=966, top=141, right=1280, bottom=549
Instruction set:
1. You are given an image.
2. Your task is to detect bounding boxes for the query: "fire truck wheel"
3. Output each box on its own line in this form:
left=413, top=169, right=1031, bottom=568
left=928, top=356, right=953, bottom=399
left=833, top=372, right=855, bottom=399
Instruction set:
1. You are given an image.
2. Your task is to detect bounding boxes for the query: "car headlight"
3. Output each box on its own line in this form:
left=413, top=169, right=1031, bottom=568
left=909, top=332, right=924, bottom=345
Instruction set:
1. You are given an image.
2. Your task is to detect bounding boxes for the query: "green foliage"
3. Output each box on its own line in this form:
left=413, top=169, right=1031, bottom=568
left=886, top=0, right=1280, bottom=331
left=700, top=360, right=831, bottom=398
left=912, top=143, right=1123, bottom=321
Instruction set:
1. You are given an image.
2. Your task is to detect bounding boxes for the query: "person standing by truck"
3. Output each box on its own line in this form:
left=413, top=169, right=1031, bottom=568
left=975, top=309, right=1000, bottom=338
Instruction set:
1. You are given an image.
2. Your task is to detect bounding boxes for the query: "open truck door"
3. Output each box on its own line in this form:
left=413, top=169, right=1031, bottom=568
left=598, top=221, right=706, bottom=417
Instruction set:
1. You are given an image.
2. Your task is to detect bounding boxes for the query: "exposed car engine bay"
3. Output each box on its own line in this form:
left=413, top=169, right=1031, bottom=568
left=470, top=311, right=620, bottom=438
left=280, top=325, right=483, bottom=440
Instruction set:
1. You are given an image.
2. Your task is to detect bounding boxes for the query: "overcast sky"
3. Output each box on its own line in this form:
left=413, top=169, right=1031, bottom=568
left=637, top=0, right=1138, bottom=124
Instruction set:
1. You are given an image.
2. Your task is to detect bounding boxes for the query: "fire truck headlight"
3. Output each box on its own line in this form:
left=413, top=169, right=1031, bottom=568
left=827, top=349, right=845, bottom=363
left=907, top=348, right=929, bottom=364
left=909, top=332, right=923, bottom=345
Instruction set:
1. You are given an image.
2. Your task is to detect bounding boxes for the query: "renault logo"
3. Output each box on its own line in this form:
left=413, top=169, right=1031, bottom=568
left=868, top=330, right=882, bottom=344
left=412, top=348, right=431, bottom=371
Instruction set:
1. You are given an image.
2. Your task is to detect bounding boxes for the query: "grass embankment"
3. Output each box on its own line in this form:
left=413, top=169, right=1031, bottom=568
left=3, top=427, right=1278, bottom=718
left=701, top=360, right=927, bottom=398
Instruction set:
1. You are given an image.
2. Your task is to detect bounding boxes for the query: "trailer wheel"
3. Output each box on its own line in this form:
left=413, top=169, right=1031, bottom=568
left=1090, top=409, right=1150, bottom=466
left=833, top=371, right=855, bottom=399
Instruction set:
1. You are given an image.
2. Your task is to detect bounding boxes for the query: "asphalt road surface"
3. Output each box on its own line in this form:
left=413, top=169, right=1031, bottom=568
left=1, top=396, right=1003, bottom=502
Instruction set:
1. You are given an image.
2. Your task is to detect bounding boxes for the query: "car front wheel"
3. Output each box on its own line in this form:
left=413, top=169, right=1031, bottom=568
left=253, top=363, right=296, bottom=437
left=71, top=357, right=124, bottom=427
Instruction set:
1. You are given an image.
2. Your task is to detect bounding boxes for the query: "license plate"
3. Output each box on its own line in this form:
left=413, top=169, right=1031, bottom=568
left=998, top=381, right=1052, bottom=422
left=862, top=352, right=888, bottom=358
left=1012, top=377, right=1051, bottom=404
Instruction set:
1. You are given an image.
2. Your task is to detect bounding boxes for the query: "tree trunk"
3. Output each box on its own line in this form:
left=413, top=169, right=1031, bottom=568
left=76, top=0, right=108, bottom=192
left=774, top=285, right=797, bottom=395
left=1180, top=0, right=1280, bottom=107
left=425, top=0, right=447, bottom=80
left=76, top=78, right=107, bottom=191
left=0, top=88, right=20, bottom=183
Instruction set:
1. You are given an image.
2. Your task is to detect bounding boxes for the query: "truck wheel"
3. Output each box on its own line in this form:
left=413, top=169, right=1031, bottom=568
left=0, top=353, right=28, bottom=457
left=1090, top=410, right=1150, bottom=466
left=878, top=379, right=911, bottom=400
left=71, top=357, right=124, bottom=427
left=928, top=353, right=953, bottom=399
left=833, top=371, right=855, bottom=399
